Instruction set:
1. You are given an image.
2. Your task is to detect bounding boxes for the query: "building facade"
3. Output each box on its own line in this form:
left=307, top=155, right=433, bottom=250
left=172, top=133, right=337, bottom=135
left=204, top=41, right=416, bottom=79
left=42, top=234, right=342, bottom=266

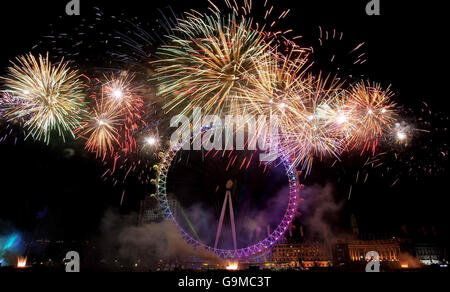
left=414, top=243, right=448, bottom=266
left=346, top=239, right=402, bottom=262
left=271, top=242, right=332, bottom=269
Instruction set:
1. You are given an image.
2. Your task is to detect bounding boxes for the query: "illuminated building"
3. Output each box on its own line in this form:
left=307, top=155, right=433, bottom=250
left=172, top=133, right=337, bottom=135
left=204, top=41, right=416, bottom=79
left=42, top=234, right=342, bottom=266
left=414, top=243, right=448, bottom=266
left=346, top=239, right=402, bottom=262
left=271, top=242, right=332, bottom=269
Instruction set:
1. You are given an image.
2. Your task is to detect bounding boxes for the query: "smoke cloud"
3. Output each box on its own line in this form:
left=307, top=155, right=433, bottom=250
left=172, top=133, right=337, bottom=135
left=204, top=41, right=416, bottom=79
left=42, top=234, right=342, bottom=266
left=97, top=209, right=223, bottom=268
left=298, top=183, right=351, bottom=242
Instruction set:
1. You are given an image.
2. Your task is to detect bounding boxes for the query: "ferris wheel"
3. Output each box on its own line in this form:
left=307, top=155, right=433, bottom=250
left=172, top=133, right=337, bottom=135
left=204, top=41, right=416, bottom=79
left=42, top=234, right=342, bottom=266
left=155, top=148, right=301, bottom=259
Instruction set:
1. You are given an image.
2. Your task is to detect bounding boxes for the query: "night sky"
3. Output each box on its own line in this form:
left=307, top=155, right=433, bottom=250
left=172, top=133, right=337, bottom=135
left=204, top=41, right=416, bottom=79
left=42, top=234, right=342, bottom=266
left=0, top=0, right=448, bottom=244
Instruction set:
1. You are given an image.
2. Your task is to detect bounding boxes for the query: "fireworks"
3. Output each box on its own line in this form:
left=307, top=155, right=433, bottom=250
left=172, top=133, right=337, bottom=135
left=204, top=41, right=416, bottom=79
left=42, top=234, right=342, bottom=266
left=239, top=47, right=310, bottom=113
left=76, top=72, right=145, bottom=159
left=345, top=82, right=397, bottom=154
left=76, top=98, right=122, bottom=159
left=102, top=73, right=143, bottom=119
left=144, top=135, right=159, bottom=147
left=234, top=45, right=346, bottom=172
left=154, top=11, right=270, bottom=116
left=276, top=76, right=346, bottom=173
left=0, top=0, right=429, bottom=194
left=152, top=12, right=400, bottom=173
left=1, top=53, right=86, bottom=143
left=392, top=121, right=413, bottom=146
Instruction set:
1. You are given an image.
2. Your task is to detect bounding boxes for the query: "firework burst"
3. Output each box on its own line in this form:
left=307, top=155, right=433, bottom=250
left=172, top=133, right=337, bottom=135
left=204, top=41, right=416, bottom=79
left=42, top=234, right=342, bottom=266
left=102, top=72, right=146, bottom=153
left=154, top=11, right=271, bottom=116
left=236, top=47, right=344, bottom=172
left=77, top=97, right=122, bottom=160
left=345, top=82, right=397, bottom=154
left=103, top=73, right=143, bottom=116
left=238, top=47, right=310, bottom=113
left=277, top=76, right=346, bottom=173
left=1, top=53, right=86, bottom=143
left=76, top=72, right=145, bottom=159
